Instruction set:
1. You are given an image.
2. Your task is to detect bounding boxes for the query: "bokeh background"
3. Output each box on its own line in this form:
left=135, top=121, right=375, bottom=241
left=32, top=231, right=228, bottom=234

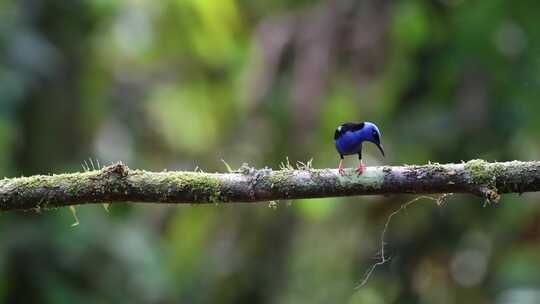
left=2, top=0, right=540, bottom=303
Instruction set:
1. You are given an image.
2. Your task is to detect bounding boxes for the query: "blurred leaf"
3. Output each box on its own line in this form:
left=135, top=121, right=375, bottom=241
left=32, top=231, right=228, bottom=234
left=391, top=1, right=430, bottom=52
left=295, top=198, right=339, bottom=221
left=147, top=84, right=220, bottom=153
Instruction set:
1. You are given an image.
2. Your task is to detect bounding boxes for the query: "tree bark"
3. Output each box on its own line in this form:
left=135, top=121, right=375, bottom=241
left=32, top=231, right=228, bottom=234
left=1, top=160, right=539, bottom=211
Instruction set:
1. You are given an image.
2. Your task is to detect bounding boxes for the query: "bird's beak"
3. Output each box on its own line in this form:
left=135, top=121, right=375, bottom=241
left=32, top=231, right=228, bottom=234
left=377, top=143, right=385, bottom=157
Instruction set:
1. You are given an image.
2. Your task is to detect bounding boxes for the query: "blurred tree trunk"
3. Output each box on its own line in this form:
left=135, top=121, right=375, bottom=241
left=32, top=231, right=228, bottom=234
left=14, top=0, right=98, bottom=174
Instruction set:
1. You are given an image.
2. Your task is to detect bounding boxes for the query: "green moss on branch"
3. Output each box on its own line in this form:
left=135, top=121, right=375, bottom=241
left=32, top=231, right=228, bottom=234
left=0, top=160, right=540, bottom=211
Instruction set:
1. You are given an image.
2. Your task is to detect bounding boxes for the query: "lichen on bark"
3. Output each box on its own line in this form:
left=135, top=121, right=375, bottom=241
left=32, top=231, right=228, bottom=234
left=1, top=160, right=540, bottom=211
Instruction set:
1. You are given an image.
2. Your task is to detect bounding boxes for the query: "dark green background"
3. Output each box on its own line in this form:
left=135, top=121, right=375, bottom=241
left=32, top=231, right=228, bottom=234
left=1, top=0, right=540, bottom=303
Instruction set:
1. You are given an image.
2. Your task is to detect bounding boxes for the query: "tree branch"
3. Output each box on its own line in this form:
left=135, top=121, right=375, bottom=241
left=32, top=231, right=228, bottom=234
left=1, top=160, right=539, bottom=211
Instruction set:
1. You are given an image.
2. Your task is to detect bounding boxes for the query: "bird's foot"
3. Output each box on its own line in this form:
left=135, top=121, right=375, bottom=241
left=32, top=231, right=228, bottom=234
left=338, top=160, right=345, bottom=175
left=356, top=161, right=365, bottom=175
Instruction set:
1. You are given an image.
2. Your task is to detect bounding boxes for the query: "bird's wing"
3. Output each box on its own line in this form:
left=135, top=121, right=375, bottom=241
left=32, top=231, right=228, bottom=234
left=334, top=122, right=365, bottom=140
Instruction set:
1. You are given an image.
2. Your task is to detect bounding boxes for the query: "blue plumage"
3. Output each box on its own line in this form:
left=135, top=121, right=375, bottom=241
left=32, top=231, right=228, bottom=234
left=334, top=121, right=384, bottom=175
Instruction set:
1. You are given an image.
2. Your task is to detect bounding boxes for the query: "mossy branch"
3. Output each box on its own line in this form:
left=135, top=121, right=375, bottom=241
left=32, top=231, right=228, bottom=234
left=1, top=160, right=540, bottom=211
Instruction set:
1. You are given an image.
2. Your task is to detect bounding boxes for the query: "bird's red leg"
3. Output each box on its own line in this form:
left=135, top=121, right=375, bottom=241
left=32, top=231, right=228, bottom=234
left=338, top=159, right=345, bottom=175
left=356, top=160, right=365, bottom=175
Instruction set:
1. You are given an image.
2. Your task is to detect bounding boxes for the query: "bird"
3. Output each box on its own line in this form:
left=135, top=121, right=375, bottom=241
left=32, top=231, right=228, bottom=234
left=334, top=121, right=385, bottom=175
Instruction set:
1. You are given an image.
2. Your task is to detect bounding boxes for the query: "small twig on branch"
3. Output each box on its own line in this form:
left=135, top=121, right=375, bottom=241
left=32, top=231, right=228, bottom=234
left=0, top=159, right=539, bottom=212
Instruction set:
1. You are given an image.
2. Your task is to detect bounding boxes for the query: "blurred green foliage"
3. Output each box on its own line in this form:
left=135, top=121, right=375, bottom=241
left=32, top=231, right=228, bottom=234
left=2, top=0, right=540, bottom=303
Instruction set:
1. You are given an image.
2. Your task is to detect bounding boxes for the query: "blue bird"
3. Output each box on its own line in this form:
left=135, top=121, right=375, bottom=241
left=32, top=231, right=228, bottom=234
left=334, top=121, right=385, bottom=175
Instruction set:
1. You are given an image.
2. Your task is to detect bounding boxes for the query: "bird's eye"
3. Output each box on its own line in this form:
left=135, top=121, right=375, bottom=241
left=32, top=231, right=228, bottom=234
left=372, top=130, right=380, bottom=142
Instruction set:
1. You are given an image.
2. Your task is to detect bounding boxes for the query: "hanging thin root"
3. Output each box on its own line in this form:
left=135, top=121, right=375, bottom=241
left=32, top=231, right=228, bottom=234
left=355, top=193, right=453, bottom=289
left=69, top=206, right=80, bottom=227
